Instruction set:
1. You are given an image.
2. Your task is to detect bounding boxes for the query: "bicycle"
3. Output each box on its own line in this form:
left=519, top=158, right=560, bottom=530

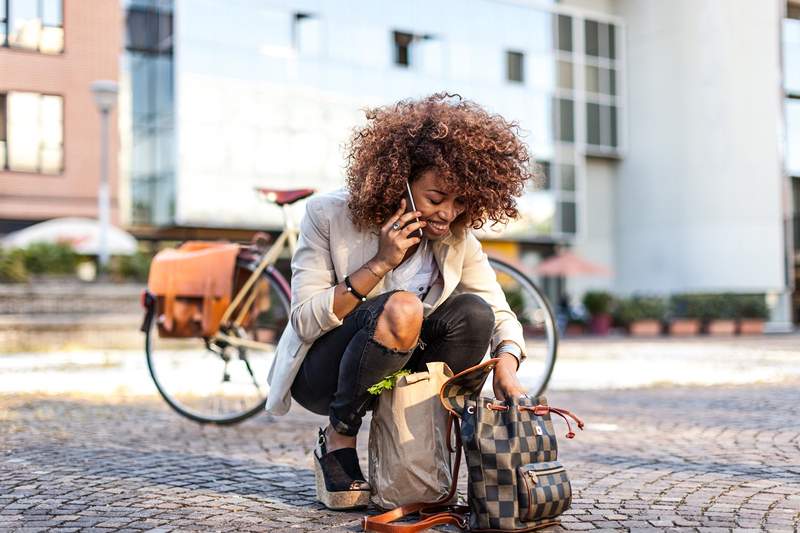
left=141, top=188, right=557, bottom=425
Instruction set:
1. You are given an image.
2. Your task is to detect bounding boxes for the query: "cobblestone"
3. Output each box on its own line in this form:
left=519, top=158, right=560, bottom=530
left=2, top=379, right=800, bottom=531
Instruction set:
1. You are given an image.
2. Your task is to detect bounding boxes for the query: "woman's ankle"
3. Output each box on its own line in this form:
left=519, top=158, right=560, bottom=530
left=324, top=424, right=357, bottom=452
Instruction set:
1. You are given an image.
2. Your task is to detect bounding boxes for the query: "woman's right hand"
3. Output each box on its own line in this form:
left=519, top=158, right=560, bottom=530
left=372, top=199, right=427, bottom=272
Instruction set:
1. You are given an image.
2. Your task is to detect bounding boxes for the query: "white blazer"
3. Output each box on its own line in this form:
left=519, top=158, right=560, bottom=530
left=265, top=188, right=525, bottom=415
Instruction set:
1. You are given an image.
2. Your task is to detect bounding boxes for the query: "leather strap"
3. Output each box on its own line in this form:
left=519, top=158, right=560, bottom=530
left=362, top=416, right=469, bottom=532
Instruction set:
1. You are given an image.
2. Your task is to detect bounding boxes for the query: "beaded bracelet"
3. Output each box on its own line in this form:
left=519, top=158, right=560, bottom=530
left=344, top=275, right=367, bottom=302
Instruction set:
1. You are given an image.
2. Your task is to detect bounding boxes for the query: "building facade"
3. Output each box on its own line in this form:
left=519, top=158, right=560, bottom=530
left=0, top=0, right=121, bottom=232
left=120, top=0, right=798, bottom=325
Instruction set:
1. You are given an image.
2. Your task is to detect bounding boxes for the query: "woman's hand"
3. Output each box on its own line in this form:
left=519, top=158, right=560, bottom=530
left=371, top=199, right=427, bottom=272
left=492, top=352, right=527, bottom=401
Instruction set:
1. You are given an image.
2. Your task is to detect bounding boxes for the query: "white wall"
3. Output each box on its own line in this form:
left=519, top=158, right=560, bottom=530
left=568, top=158, right=616, bottom=298
left=173, top=0, right=562, bottom=230
left=612, top=0, right=787, bottom=295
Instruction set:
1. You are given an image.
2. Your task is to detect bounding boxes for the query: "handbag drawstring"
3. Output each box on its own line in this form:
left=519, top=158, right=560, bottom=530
left=519, top=405, right=585, bottom=439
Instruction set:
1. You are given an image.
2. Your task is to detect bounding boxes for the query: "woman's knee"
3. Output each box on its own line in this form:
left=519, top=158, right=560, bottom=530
left=375, top=291, right=423, bottom=347
left=452, top=293, right=494, bottom=333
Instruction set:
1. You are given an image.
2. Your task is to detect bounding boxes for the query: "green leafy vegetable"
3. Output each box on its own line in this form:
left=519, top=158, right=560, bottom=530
left=367, top=369, right=412, bottom=395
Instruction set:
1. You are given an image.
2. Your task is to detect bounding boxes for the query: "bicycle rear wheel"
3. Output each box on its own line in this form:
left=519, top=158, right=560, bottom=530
left=488, top=257, right=558, bottom=397
left=145, top=259, right=291, bottom=425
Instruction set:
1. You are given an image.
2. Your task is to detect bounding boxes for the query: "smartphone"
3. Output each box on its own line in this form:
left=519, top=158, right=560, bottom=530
left=404, top=181, right=424, bottom=239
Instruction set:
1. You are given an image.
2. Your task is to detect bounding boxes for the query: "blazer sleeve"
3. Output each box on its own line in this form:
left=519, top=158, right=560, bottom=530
left=289, top=198, right=344, bottom=343
left=455, top=233, right=527, bottom=361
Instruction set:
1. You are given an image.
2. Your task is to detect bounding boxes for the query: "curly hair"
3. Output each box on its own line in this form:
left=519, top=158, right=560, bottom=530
left=344, top=92, right=534, bottom=232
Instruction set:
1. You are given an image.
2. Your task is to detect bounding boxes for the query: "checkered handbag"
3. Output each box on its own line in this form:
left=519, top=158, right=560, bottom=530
left=362, top=358, right=583, bottom=533
left=439, top=358, right=584, bottom=532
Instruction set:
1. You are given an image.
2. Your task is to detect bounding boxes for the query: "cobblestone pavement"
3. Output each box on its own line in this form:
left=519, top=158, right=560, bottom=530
left=2, top=381, right=799, bottom=532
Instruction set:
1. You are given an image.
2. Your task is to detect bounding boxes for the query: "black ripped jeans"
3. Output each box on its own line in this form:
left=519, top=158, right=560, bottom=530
left=291, top=291, right=494, bottom=436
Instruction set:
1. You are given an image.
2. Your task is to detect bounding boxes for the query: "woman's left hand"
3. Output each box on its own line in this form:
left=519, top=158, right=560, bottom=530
left=492, top=353, right=527, bottom=401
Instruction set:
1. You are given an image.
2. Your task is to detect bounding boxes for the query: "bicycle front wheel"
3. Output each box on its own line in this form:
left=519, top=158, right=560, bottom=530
left=488, top=257, right=558, bottom=397
left=145, top=260, right=291, bottom=425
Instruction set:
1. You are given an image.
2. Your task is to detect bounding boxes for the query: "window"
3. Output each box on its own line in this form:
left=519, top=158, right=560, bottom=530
left=559, top=200, right=576, bottom=234
left=0, top=94, right=5, bottom=170
left=555, top=14, right=572, bottom=52
left=5, top=0, right=63, bottom=53
left=586, top=102, right=617, bottom=148
left=1, top=91, right=63, bottom=174
left=785, top=13, right=800, bottom=95
left=585, top=19, right=615, bottom=59
left=585, top=65, right=616, bottom=95
left=506, top=50, right=524, bottom=83
left=126, top=4, right=173, bottom=54
left=0, top=1, right=6, bottom=46
left=393, top=31, right=414, bottom=66
left=584, top=18, right=622, bottom=153
left=552, top=97, right=574, bottom=142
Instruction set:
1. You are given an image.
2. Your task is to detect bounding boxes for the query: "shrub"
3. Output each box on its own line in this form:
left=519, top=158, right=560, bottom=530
left=582, top=291, right=614, bottom=316
left=0, top=247, right=29, bottom=282
left=113, top=251, right=152, bottom=282
left=503, top=287, right=530, bottom=325
left=22, top=242, right=78, bottom=275
left=734, top=294, right=768, bottom=319
left=670, top=293, right=763, bottom=321
left=614, top=296, right=667, bottom=325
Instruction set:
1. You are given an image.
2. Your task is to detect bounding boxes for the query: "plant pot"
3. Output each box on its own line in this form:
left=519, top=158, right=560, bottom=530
left=707, top=319, right=736, bottom=336
left=565, top=323, right=586, bottom=336
left=522, top=324, right=546, bottom=338
left=590, top=313, right=612, bottom=336
left=738, top=319, right=765, bottom=335
left=668, top=318, right=700, bottom=336
left=629, top=319, right=661, bottom=337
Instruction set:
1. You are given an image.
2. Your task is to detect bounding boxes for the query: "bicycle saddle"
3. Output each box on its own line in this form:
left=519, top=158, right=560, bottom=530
left=255, top=187, right=315, bottom=205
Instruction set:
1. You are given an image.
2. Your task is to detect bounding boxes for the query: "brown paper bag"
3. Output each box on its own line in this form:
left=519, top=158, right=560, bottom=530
left=368, top=361, right=455, bottom=509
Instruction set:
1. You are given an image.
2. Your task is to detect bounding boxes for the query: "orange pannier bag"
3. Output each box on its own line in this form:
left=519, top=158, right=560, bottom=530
left=147, top=241, right=240, bottom=338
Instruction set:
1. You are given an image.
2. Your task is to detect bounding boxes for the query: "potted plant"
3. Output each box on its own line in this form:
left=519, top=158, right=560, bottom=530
left=582, top=291, right=614, bottom=335
left=735, top=294, right=769, bottom=335
left=706, top=293, right=737, bottom=336
left=565, top=317, right=588, bottom=336
left=615, top=296, right=666, bottom=337
left=668, top=294, right=703, bottom=336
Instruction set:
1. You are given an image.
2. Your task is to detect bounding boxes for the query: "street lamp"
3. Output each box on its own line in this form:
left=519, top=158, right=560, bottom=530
left=90, top=80, right=119, bottom=273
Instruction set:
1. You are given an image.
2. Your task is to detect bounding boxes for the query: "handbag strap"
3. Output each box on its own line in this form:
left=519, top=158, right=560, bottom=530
left=362, top=416, right=469, bottom=532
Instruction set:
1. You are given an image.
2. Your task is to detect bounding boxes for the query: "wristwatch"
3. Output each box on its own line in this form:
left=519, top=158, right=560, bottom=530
left=494, top=342, right=522, bottom=368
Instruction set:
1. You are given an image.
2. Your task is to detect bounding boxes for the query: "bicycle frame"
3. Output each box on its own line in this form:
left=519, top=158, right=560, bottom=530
left=212, top=203, right=299, bottom=351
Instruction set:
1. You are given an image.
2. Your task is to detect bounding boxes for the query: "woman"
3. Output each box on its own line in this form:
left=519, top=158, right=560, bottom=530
left=265, top=93, right=534, bottom=510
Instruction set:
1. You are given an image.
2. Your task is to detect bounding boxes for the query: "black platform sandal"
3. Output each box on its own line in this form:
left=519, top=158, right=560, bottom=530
left=313, top=427, right=371, bottom=510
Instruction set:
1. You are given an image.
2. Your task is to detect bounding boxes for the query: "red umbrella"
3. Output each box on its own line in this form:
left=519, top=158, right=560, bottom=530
left=534, top=250, right=612, bottom=277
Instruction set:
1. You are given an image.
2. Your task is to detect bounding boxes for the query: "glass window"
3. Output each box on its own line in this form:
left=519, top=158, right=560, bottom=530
left=507, top=50, right=524, bottom=83
left=585, top=20, right=598, bottom=57
left=785, top=18, right=800, bottom=94
left=587, top=102, right=601, bottom=145
left=394, top=31, right=413, bottom=66
left=585, top=19, right=615, bottom=59
left=586, top=103, right=618, bottom=148
left=1, top=1, right=7, bottom=46
left=559, top=201, right=576, bottom=234
left=8, top=0, right=63, bottom=54
left=0, top=94, right=6, bottom=169
left=535, top=161, right=551, bottom=190
left=787, top=99, right=800, bottom=176
left=557, top=60, right=573, bottom=89
left=586, top=65, right=600, bottom=93
left=5, top=92, right=63, bottom=174
left=556, top=14, right=572, bottom=52
left=553, top=98, right=574, bottom=142
left=126, top=5, right=173, bottom=54
left=559, top=164, right=576, bottom=192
